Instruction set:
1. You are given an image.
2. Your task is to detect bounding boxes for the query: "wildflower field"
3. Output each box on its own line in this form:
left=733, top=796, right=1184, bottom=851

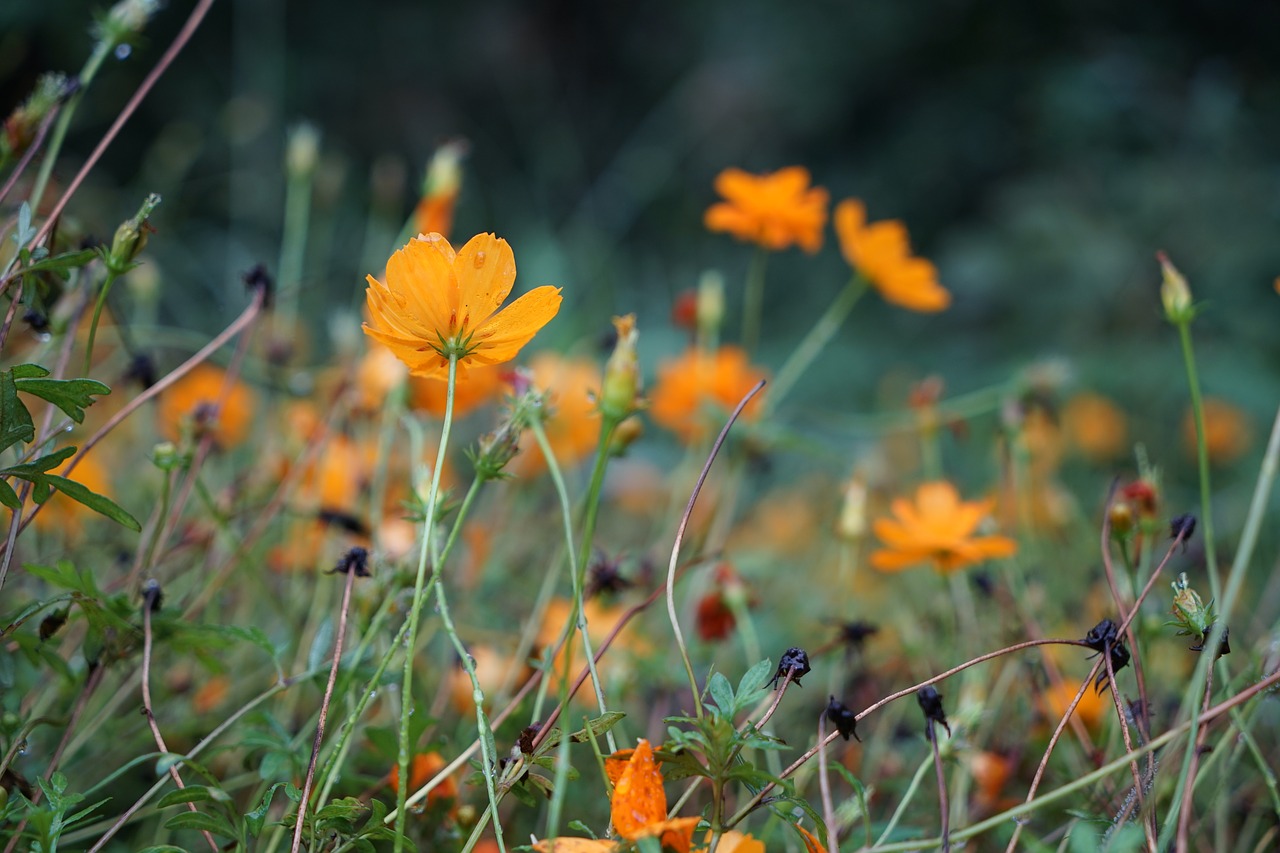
left=3, top=2, right=1280, bottom=852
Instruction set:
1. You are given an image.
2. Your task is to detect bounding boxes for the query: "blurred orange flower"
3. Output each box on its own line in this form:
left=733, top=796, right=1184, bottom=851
left=510, top=353, right=601, bottom=477
left=410, top=362, right=505, bottom=418
left=649, top=346, right=767, bottom=442
left=34, top=450, right=114, bottom=535
left=413, top=140, right=466, bottom=239
left=363, top=233, right=562, bottom=380
left=1040, top=679, right=1108, bottom=731
left=704, top=166, right=828, bottom=253
left=1185, top=397, right=1251, bottom=465
left=157, top=364, right=254, bottom=448
left=871, top=481, right=1016, bottom=573
left=834, top=199, right=950, bottom=312
left=1062, top=392, right=1128, bottom=463
left=385, top=752, right=457, bottom=814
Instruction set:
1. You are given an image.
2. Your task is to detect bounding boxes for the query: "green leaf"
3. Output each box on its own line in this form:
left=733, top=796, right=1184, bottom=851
left=0, top=370, right=34, bottom=454
left=536, top=711, right=626, bottom=755
left=16, top=248, right=98, bottom=278
left=707, top=671, right=735, bottom=717
left=735, top=659, right=774, bottom=711
left=164, top=810, right=240, bottom=839
left=15, top=374, right=111, bottom=424
left=42, top=474, right=140, bottom=530
left=157, top=786, right=215, bottom=808
left=245, top=781, right=286, bottom=838
left=0, top=479, right=20, bottom=510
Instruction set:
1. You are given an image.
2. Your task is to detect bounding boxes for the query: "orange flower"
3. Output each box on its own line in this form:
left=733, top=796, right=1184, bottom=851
left=510, top=353, right=601, bottom=476
left=157, top=364, right=254, bottom=448
left=410, top=362, right=505, bottom=417
left=34, top=450, right=114, bottom=535
left=363, top=233, right=562, bottom=379
left=649, top=346, right=767, bottom=443
left=1062, top=392, right=1128, bottom=463
left=1040, top=679, right=1108, bottom=731
left=834, top=199, right=950, bottom=312
left=1185, top=397, right=1251, bottom=465
left=704, top=166, right=828, bottom=252
left=871, top=481, right=1017, bottom=573
left=385, top=752, right=457, bottom=813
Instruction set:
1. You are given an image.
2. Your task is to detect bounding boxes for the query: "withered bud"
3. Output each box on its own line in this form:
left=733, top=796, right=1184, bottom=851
left=771, top=647, right=812, bottom=689
left=243, top=263, right=274, bottom=308
left=142, top=578, right=163, bottom=613
left=826, top=696, right=860, bottom=742
left=916, top=685, right=951, bottom=739
left=330, top=546, right=370, bottom=577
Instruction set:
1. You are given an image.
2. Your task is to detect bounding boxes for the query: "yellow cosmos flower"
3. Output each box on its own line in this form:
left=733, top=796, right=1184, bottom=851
left=704, top=166, right=829, bottom=252
left=834, top=199, right=950, bottom=312
left=871, top=481, right=1016, bottom=573
left=363, top=232, right=562, bottom=379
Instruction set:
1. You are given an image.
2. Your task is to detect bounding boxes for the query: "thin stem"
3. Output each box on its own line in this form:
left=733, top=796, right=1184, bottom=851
left=291, top=566, right=358, bottom=853
left=929, top=721, right=951, bottom=853
left=666, top=379, right=767, bottom=721
left=393, top=353, right=458, bottom=852
left=82, top=268, right=120, bottom=375
left=739, top=247, right=768, bottom=353
left=875, top=750, right=934, bottom=847
left=764, top=275, right=867, bottom=413
left=1176, top=320, right=1220, bottom=600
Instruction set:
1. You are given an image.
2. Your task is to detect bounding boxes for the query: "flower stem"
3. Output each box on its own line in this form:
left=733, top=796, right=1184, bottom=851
left=393, top=354, right=458, bottom=853
left=1176, top=319, right=1220, bottom=600
left=765, top=274, right=867, bottom=414
left=82, top=268, right=120, bottom=375
left=739, top=247, right=768, bottom=353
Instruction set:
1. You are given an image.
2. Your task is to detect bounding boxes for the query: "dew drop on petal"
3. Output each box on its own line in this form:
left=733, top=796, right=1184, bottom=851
left=473, top=251, right=486, bottom=269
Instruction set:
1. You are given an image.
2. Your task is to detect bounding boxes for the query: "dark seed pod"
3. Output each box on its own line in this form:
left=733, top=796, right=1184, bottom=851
left=826, top=695, right=860, bottom=742
left=329, top=546, right=370, bottom=577
left=916, top=685, right=951, bottom=738
left=142, top=579, right=163, bottom=613
left=771, top=647, right=812, bottom=689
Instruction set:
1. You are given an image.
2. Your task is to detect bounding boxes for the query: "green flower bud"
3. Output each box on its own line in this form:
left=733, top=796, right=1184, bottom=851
left=107, top=193, right=161, bottom=274
left=1158, top=251, right=1194, bottom=323
left=600, top=314, right=641, bottom=421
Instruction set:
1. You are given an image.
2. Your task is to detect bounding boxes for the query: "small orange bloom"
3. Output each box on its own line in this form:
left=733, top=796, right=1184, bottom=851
left=510, top=353, right=602, bottom=477
left=1040, top=679, right=1108, bottom=731
left=649, top=346, right=767, bottom=443
left=156, top=364, right=254, bottom=448
left=363, top=233, right=562, bottom=380
left=385, top=752, right=457, bottom=813
left=871, top=481, right=1017, bottom=573
left=834, top=199, right=950, bottom=312
left=1063, top=392, right=1129, bottom=463
left=413, top=140, right=466, bottom=239
left=704, top=166, right=828, bottom=252
left=191, top=675, right=230, bottom=715
left=1185, top=397, right=1251, bottom=465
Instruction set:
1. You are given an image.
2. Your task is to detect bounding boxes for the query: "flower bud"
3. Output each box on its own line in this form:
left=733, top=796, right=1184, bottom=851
left=1158, top=251, right=1194, bottom=323
left=835, top=477, right=868, bottom=541
left=285, top=122, right=320, bottom=178
left=608, top=415, right=643, bottom=456
left=106, top=193, right=161, bottom=275
left=696, top=270, right=724, bottom=340
left=600, top=314, right=640, bottom=421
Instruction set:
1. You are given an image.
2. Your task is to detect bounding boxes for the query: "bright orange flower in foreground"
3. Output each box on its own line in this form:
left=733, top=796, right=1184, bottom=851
left=535, top=740, right=702, bottom=853
left=871, top=481, right=1016, bottom=573
left=649, top=346, right=767, bottom=442
left=363, top=233, right=562, bottom=379
left=157, top=364, right=255, bottom=448
left=704, top=166, right=829, bottom=253
left=834, top=199, right=950, bottom=312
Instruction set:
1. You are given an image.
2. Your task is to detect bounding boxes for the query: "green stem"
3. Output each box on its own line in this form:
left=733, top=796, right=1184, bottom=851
left=874, top=750, right=934, bottom=846
left=1176, top=320, right=1220, bottom=600
left=765, top=275, right=867, bottom=414
left=276, top=144, right=315, bottom=335
left=739, top=247, right=768, bottom=353
left=393, top=354, right=458, bottom=853
left=81, top=268, right=119, bottom=375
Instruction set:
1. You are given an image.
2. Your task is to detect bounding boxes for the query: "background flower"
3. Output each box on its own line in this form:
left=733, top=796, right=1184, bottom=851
left=704, top=166, right=828, bottom=252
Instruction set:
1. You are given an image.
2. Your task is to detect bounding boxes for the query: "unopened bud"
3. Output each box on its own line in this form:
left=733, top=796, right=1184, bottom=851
left=697, top=270, right=724, bottom=340
left=608, top=416, right=643, bottom=456
left=471, top=423, right=521, bottom=481
left=285, top=122, right=320, bottom=178
left=1158, top=251, right=1194, bottom=323
left=100, top=0, right=161, bottom=43
left=106, top=193, right=160, bottom=274
left=836, top=477, right=868, bottom=541
left=601, top=314, right=640, bottom=421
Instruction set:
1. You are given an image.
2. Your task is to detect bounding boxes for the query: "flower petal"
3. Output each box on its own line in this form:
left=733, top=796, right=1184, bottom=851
left=454, top=233, right=516, bottom=328
left=471, top=285, right=563, bottom=364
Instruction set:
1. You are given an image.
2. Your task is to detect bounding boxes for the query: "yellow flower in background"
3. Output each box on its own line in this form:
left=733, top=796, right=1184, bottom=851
left=363, top=233, right=562, bottom=379
left=871, top=481, right=1016, bottom=573
left=834, top=199, right=950, bottom=312
left=704, top=166, right=829, bottom=252
left=649, top=346, right=767, bottom=442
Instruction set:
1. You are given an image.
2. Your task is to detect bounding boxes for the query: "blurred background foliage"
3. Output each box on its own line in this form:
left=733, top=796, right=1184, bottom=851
left=3, top=0, right=1278, bottom=491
